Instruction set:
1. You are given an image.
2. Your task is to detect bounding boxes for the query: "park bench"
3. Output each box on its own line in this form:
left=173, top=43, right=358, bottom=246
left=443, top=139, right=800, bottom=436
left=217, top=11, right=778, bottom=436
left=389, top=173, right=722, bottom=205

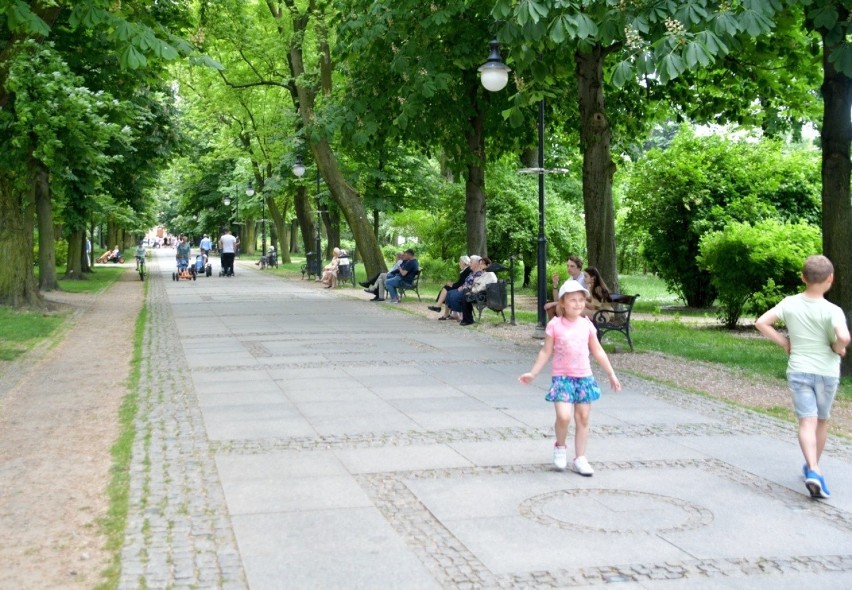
left=471, top=261, right=513, bottom=323
left=472, top=280, right=509, bottom=322
left=592, top=293, right=639, bottom=351
left=336, top=253, right=356, bottom=287
left=397, top=269, right=422, bottom=301
left=300, top=252, right=320, bottom=280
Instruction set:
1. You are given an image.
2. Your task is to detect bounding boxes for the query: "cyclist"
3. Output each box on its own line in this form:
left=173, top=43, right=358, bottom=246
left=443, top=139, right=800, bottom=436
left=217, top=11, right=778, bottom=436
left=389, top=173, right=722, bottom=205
left=134, top=241, right=146, bottom=271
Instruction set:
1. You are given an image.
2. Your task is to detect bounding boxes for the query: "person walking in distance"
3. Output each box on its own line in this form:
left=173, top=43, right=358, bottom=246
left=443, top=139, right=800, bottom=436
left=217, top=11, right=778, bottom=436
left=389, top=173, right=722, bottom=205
left=519, top=280, right=621, bottom=476
left=219, top=228, right=237, bottom=277
left=755, top=255, right=849, bottom=499
left=199, top=234, right=212, bottom=258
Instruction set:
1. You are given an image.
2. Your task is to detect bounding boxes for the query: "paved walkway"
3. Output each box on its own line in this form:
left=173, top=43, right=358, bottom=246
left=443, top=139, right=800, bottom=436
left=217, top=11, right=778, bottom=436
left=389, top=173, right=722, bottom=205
left=120, top=249, right=852, bottom=589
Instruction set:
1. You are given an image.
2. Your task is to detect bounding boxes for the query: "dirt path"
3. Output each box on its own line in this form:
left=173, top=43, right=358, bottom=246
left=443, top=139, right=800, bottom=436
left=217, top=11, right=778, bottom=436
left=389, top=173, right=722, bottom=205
left=0, top=271, right=143, bottom=590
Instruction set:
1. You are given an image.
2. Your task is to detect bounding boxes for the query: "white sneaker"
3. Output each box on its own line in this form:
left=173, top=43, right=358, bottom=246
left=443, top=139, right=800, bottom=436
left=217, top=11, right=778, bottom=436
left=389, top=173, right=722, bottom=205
left=553, top=445, right=568, bottom=470
left=573, top=456, right=594, bottom=477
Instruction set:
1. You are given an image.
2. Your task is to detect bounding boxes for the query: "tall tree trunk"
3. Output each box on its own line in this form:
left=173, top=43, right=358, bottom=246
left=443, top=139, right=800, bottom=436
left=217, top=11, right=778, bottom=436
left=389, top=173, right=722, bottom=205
left=323, top=208, right=341, bottom=257
left=576, top=46, right=618, bottom=290
left=243, top=218, right=256, bottom=255
left=289, top=220, right=299, bottom=253
left=281, top=7, right=386, bottom=276
left=34, top=160, right=58, bottom=291
left=107, top=221, right=118, bottom=253
left=66, top=229, right=84, bottom=279
left=267, top=195, right=291, bottom=263
left=464, top=72, right=487, bottom=256
left=311, top=139, right=385, bottom=273
left=294, top=185, right=316, bottom=256
left=0, top=170, right=40, bottom=307
left=820, top=25, right=852, bottom=377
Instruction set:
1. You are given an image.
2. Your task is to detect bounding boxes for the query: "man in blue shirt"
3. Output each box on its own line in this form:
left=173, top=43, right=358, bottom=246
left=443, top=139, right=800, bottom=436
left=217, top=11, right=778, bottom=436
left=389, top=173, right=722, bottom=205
left=384, top=249, right=419, bottom=303
left=199, top=235, right=212, bottom=257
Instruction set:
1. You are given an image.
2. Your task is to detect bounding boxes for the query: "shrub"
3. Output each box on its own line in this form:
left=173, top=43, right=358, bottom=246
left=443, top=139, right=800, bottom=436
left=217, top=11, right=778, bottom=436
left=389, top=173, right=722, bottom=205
left=697, top=220, right=821, bottom=328
left=622, top=127, right=820, bottom=308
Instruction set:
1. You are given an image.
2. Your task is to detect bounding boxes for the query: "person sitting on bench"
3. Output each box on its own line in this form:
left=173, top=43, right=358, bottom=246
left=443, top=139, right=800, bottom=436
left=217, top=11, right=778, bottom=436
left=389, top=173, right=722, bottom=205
left=362, top=252, right=404, bottom=300
left=459, top=256, right=497, bottom=326
left=320, top=247, right=342, bottom=288
left=582, top=266, right=613, bottom=318
left=428, top=255, right=471, bottom=316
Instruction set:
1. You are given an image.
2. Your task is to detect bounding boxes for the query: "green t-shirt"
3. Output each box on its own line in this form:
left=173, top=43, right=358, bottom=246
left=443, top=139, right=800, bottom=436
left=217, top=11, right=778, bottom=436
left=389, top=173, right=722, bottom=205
left=773, top=293, right=847, bottom=377
left=176, top=242, right=191, bottom=259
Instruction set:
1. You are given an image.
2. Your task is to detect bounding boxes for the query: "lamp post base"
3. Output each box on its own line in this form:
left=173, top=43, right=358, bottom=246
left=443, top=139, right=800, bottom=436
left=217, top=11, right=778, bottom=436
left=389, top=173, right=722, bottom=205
left=532, top=325, right=546, bottom=340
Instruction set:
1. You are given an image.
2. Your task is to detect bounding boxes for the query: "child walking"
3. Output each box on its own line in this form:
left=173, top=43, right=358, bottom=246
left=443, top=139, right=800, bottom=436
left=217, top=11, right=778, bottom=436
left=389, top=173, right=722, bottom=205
left=519, top=280, right=621, bottom=475
left=755, top=255, right=849, bottom=499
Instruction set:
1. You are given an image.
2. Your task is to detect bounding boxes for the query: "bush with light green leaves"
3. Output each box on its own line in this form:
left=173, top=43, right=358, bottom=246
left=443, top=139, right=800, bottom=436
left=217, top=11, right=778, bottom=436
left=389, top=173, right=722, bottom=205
left=697, top=220, right=821, bottom=328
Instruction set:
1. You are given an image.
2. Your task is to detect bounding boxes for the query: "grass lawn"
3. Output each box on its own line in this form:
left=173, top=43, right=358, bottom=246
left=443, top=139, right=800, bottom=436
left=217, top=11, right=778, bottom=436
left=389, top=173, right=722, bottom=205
left=0, top=267, right=125, bottom=362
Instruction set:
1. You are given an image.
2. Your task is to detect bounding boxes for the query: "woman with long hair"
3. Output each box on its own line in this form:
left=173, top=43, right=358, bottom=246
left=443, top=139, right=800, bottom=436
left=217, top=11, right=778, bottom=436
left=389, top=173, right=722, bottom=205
left=582, top=267, right=611, bottom=317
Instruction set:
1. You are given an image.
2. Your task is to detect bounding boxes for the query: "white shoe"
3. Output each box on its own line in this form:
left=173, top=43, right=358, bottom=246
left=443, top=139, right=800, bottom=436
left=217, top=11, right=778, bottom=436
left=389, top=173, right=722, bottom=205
left=553, top=445, right=568, bottom=470
left=573, top=456, right=594, bottom=477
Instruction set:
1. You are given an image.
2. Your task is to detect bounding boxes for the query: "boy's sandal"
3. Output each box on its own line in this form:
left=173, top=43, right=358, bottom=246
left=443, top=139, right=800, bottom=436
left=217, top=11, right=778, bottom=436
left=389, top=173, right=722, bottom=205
left=438, top=316, right=449, bottom=320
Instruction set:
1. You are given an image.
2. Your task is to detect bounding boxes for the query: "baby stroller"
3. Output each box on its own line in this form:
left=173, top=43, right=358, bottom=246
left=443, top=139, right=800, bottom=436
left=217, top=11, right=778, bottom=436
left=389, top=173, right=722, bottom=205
left=194, top=254, right=212, bottom=277
left=172, top=256, right=196, bottom=281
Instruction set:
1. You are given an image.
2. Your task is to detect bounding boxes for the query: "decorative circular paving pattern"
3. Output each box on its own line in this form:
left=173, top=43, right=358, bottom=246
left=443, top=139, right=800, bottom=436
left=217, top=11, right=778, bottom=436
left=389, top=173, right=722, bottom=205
left=519, top=488, right=714, bottom=535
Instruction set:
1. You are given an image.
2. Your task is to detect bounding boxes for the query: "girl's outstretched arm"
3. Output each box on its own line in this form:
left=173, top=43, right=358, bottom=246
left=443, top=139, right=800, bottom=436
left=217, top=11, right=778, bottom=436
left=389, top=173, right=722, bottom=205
left=519, top=336, right=554, bottom=384
left=589, top=333, right=621, bottom=391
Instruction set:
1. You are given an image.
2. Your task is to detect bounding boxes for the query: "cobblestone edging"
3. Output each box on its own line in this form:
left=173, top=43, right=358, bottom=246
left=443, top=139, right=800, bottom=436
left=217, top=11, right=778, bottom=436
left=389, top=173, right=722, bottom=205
left=211, top=398, right=851, bottom=463
left=356, top=460, right=852, bottom=588
left=211, top=422, right=748, bottom=456
left=118, top=261, right=247, bottom=590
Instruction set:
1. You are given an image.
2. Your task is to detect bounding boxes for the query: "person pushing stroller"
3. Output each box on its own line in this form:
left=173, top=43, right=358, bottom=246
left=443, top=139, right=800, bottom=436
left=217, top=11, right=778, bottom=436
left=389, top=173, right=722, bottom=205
left=219, top=229, right=237, bottom=276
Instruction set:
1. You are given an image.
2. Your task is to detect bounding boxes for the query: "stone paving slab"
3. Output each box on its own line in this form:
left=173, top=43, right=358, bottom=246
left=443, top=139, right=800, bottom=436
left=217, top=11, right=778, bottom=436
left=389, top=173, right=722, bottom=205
left=119, top=251, right=852, bottom=588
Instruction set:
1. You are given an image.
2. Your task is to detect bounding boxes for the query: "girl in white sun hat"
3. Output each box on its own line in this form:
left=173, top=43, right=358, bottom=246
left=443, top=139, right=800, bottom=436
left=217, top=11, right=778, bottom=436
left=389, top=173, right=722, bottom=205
left=519, top=279, right=621, bottom=476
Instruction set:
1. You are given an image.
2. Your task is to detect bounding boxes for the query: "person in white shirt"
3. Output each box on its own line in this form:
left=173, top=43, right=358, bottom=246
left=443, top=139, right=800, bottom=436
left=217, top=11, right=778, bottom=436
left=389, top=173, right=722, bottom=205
left=546, top=255, right=588, bottom=319
left=219, top=229, right=237, bottom=276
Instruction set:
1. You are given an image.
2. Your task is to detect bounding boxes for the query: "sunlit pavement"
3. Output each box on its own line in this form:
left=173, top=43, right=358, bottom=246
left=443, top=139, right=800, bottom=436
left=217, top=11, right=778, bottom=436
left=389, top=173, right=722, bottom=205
left=118, top=248, right=852, bottom=589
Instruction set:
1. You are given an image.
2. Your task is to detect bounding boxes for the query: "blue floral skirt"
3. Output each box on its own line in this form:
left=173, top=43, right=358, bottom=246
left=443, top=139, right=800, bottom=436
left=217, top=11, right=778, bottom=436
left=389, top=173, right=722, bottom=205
left=545, top=375, right=601, bottom=404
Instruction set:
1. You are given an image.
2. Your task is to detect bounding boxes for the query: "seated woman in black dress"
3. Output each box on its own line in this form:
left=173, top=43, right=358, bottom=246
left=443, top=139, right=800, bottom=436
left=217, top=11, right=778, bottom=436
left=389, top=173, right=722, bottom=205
left=441, top=255, right=481, bottom=321
left=428, top=255, right=471, bottom=316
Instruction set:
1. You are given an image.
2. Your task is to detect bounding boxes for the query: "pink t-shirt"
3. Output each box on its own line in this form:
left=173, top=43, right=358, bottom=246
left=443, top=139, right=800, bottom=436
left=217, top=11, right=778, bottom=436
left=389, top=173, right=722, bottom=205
left=545, top=316, right=597, bottom=377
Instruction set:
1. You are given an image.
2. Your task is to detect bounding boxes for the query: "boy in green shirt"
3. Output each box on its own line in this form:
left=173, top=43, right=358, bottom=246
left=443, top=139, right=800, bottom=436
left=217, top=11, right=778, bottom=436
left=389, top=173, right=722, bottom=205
left=756, top=255, right=850, bottom=499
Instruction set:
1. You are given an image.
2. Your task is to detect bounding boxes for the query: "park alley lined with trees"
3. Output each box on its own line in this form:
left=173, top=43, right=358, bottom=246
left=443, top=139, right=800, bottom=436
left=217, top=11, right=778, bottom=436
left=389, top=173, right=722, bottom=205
left=1, top=0, right=850, bottom=374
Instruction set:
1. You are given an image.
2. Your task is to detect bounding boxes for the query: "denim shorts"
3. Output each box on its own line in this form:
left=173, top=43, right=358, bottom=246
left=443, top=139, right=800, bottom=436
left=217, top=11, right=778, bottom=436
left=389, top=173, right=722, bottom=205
left=787, top=372, right=839, bottom=420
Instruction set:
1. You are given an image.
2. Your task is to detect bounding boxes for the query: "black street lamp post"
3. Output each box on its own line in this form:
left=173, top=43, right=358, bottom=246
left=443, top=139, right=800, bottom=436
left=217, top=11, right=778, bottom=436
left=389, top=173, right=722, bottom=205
left=292, top=155, right=323, bottom=276
left=479, top=41, right=548, bottom=334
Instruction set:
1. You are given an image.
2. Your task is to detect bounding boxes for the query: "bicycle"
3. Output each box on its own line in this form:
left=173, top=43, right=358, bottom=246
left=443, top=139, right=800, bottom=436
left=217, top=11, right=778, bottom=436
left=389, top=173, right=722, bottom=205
left=137, top=257, right=146, bottom=281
